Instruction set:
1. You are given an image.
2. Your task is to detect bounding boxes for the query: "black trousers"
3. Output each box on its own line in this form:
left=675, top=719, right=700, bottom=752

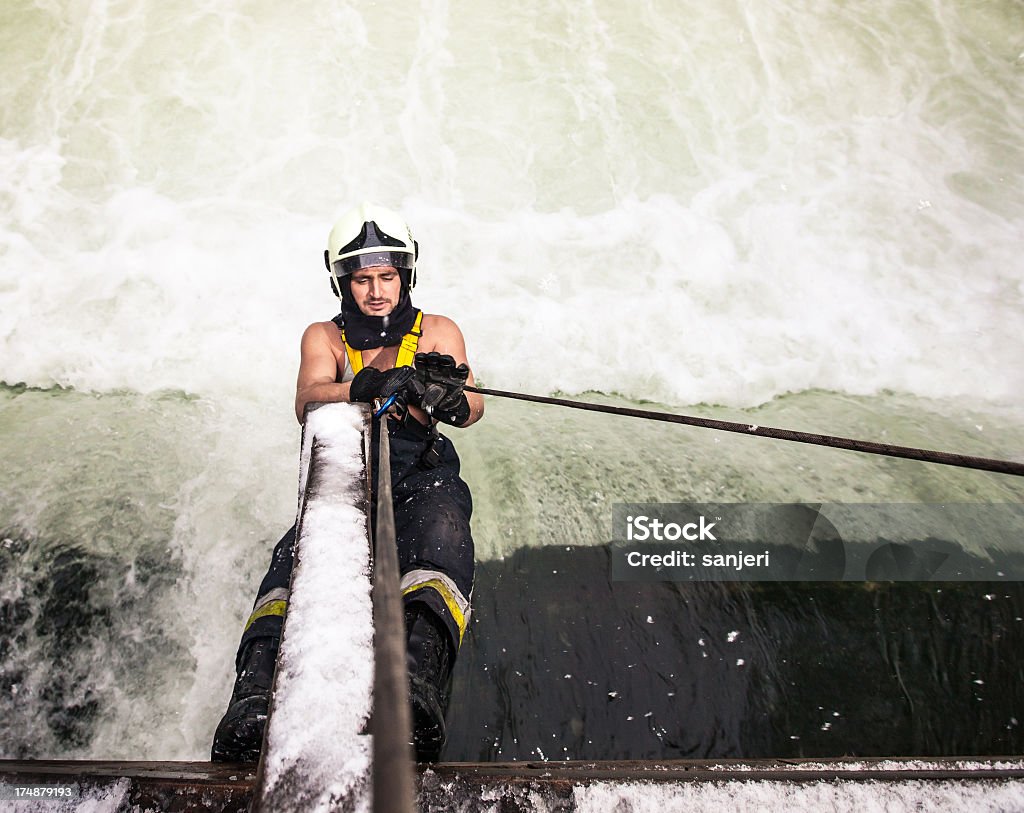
left=236, top=415, right=475, bottom=668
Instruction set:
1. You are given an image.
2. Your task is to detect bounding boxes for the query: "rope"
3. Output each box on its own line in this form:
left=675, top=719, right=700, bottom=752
left=465, top=386, right=1024, bottom=478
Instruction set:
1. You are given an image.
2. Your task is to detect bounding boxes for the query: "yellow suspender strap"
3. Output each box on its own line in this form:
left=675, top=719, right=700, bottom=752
left=341, top=310, right=422, bottom=375
left=395, top=310, right=424, bottom=369
left=340, top=329, right=363, bottom=375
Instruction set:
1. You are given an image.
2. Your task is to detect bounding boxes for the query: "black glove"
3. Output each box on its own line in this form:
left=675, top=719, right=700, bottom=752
left=349, top=365, right=416, bottom=406
left=411, top=352, right=471, bottom=426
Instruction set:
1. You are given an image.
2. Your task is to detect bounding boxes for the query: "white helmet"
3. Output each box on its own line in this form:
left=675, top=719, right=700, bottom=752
left=324, top=202, right=418, bottom=299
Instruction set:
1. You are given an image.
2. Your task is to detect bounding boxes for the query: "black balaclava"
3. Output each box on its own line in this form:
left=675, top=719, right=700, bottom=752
left=333, top=273, right=418, bottom=350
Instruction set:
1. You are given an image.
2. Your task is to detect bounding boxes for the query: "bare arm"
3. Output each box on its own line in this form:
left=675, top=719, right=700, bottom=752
left=294, top=322, right=350, bottom=423
left=420, top=315, right=485, bottom=427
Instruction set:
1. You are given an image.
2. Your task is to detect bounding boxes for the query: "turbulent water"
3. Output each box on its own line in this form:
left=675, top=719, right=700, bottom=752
left=1, top=0, right=1022, bottom=762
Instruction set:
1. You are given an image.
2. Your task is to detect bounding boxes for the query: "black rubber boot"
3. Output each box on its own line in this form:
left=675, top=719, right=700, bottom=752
left=405, top=604, right=455, bottom=762
left=211, top=636, right=280, bottom=762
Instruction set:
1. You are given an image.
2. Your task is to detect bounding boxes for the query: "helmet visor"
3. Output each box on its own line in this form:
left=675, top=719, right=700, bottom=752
left=331, top=250, right=414, bottom=277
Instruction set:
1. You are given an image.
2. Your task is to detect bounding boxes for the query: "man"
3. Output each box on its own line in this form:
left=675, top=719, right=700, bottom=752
left=211, top=202, right=483, bottom=763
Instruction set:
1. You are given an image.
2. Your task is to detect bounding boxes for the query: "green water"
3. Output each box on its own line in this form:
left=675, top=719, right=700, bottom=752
left=1, top=384, right=1020, bottom=758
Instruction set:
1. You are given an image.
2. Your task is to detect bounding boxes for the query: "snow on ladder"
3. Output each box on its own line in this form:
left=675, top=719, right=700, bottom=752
left=251, top=402, right=418, bottom=813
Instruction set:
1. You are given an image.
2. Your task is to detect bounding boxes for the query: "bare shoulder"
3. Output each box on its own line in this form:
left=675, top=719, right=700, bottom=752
left=420, top=313, right=464, bottom=351
left=301, top=319, right=343, bottom=348
left=299, top=320, right=346, bottom=378
left=419, top=313, right=472, bottom=364
left=420, top=313, right=462, bottom=337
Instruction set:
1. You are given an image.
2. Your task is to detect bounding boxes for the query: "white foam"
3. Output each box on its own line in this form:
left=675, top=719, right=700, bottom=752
left=574, top=778, right=1024, bottom=813
left=0, top=0, right=1019, bottom=412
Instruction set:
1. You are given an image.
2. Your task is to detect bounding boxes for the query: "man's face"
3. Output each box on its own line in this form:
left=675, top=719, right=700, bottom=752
left=349, top=265, right=402, bottom=317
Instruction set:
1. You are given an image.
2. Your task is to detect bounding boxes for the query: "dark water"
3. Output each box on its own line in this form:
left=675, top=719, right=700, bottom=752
left=7, top=534, right=1021, bottom=762
left=0, top=535, right=187, bottom=759
left=446, top=544, right=1024, bottom=761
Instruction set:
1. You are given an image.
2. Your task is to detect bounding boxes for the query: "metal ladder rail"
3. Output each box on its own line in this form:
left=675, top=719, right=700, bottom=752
left=370, top=416, right=419, bottom=813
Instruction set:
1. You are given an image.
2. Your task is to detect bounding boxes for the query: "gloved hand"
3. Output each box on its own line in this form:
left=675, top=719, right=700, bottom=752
left=349, top=365, right=416, bottom=407
left=410, top=352, right=471, bottom=426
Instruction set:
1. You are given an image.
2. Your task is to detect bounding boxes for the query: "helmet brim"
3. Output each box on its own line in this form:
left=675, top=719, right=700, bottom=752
left=331, top=250, right=415, bottom=277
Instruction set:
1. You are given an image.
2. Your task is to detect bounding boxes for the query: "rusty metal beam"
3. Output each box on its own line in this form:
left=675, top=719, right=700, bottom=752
left=3, top=756, right=1021, bottom=811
